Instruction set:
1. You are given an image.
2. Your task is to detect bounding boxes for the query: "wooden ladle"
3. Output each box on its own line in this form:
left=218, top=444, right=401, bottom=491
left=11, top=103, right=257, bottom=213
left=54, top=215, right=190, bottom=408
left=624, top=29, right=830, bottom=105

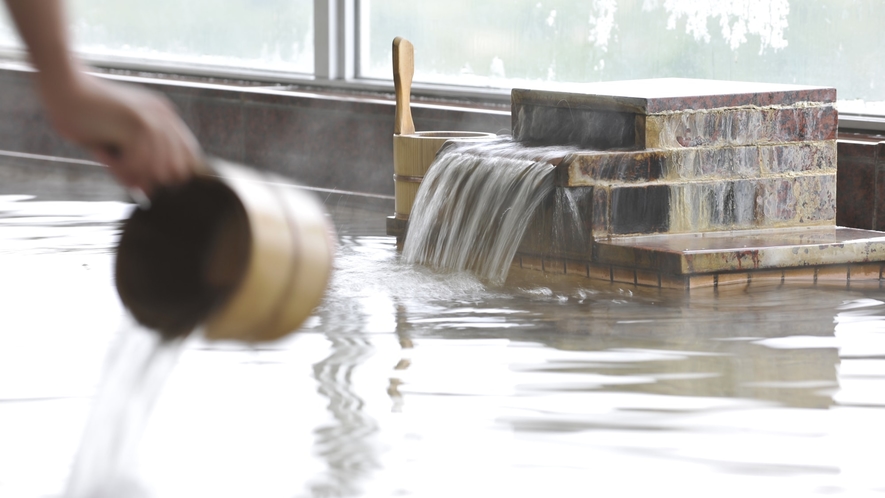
left=390, top=37, right=496, bottom=222
left=393, top=36, right=415, bottom=136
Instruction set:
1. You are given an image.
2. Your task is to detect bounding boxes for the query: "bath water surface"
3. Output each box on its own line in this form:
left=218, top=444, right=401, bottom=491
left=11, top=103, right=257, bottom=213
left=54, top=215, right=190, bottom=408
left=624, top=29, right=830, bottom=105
left=1, top=189, right=885, bottom=497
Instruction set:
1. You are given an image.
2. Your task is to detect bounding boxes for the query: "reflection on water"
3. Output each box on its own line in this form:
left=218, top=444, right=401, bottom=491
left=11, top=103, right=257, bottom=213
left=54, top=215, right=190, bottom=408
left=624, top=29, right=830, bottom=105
left=2, top=192, right=885, bottom=497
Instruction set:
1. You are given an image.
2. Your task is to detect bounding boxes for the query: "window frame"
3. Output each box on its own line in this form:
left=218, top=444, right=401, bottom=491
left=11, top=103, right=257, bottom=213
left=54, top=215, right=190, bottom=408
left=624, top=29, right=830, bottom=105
left=0, top=0, right=882, bottom=130
left=0, top=0, right=510, bottom=103
left=313, top=0, right=511, bottom=102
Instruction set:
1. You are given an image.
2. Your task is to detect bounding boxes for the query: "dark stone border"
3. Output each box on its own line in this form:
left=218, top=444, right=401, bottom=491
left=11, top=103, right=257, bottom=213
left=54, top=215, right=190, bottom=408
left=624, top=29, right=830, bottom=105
left=0, top=65, right=510, bottom=197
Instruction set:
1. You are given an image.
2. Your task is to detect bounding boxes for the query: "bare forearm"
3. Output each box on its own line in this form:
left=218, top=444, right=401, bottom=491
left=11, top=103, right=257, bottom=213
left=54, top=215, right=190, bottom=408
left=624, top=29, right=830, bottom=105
left=4, top=0, right=81, bottom=91
left=3, top=0, right=201, bottom=193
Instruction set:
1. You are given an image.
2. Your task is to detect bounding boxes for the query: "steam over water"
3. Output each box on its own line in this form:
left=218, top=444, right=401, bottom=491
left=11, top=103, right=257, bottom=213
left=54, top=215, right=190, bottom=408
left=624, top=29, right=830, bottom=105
left=402, top=140, right=578, bottom=284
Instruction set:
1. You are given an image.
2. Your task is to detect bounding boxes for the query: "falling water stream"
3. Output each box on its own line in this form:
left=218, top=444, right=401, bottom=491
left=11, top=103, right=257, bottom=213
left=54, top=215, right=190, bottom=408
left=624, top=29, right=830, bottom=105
left=64, top=331, right=186, bottom=498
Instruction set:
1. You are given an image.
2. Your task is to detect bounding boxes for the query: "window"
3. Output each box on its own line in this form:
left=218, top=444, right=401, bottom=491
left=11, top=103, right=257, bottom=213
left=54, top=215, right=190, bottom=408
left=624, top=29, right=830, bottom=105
left=360, top=0, right=885, bottom=113
left=0, top=0, right=313, bottom=75
left=2, top=0, right=885, bottom=119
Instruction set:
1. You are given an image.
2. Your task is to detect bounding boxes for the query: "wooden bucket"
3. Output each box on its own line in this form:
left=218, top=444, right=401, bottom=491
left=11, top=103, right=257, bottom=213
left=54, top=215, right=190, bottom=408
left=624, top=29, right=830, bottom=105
left=115, top=158, right=335, bottom=342
left=393, top=131, right=496, bottom=220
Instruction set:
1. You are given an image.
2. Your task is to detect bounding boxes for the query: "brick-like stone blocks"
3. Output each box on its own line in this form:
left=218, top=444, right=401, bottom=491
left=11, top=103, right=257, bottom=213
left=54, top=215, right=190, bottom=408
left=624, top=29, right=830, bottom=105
left=562, top=142, right=836, bottom=187
left=505, top=79, right=885, bottom=290
left=512, top=104, right=639, bottom=150
left=645, top=105, right=837, bottom=149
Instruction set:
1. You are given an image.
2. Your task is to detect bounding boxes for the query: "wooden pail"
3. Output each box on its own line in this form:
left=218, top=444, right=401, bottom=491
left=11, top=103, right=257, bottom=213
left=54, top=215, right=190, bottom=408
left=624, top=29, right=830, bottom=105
left=115, top=158, right=335, bottom=342
left=393, top=131, right=497, bottom=220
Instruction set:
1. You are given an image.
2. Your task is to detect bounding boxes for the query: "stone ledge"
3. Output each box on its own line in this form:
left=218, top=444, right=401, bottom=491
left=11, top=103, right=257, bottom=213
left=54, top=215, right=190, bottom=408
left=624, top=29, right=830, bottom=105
left=512, top=79, right=835, bottom=115
left=594, top=226, right=885, bottom=274
left=645, top=104, right=836, bottom=149
left=512, top=79, right=836, bottom=150
left=559, top=141, right=836, bottom=186
left=588, top=173, right=837, bottom=237
left=512, top=254, right=884, bottom=292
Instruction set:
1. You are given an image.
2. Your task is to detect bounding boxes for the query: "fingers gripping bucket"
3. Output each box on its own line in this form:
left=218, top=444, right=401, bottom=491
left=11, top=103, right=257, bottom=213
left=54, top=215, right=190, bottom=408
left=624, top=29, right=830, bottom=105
left=115, top=159, right=335, bottom=342
left=393, top=131, right=497, bottom=220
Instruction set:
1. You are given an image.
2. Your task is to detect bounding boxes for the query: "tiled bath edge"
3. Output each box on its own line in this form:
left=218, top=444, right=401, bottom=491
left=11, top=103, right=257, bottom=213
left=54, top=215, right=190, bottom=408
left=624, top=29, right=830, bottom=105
left=512, top=254, right=884, bottom=292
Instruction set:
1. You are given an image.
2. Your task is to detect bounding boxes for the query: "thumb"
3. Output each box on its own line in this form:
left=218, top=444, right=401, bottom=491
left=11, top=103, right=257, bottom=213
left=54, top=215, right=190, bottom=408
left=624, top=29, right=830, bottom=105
left=91, top=145, right=145, bottom=194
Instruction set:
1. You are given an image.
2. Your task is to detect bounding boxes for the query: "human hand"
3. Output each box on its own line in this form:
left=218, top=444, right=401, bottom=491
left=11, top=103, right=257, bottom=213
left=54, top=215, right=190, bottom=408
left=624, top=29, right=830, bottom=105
left=3, top=0, right=202, bottom=196
left=39, top=70, right=203, bottom=197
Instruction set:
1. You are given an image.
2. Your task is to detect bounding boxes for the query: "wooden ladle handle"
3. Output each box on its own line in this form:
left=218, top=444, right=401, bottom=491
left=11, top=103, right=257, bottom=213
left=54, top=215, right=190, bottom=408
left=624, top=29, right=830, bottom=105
left=393, top=37, right=415, bottom=135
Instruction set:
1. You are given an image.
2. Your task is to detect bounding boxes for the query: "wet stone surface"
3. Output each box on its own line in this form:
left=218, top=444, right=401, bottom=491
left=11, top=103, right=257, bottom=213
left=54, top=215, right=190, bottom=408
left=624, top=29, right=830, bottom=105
left=512, top=104, right=639, bottom=150
left=512, top=77, right=841, bottom=260
left=593, top=226, right=885, bottom=275
left=512, top=78, right=836, bottom=115
left=561, top=141, right=836, bottom=186
left=836, top=137, right=885, bottom=232
left=645, top=104, right=837, bottom=149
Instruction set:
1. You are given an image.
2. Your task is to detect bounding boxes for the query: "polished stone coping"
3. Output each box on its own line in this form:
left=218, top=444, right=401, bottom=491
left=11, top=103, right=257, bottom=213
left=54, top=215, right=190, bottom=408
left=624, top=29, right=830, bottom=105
left=595, top=226, right=885, bottom=275
left=513, top=78, right=836, bottom=114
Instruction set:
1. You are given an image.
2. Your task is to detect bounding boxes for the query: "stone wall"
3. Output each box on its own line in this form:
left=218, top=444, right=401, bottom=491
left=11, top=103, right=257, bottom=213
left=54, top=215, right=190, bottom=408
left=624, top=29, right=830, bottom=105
left=0, top=65, right=510, bottom=197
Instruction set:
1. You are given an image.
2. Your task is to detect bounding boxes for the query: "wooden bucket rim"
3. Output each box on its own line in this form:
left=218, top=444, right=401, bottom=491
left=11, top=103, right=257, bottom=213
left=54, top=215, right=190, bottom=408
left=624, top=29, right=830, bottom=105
left=395, top=131, right=497, bottom=139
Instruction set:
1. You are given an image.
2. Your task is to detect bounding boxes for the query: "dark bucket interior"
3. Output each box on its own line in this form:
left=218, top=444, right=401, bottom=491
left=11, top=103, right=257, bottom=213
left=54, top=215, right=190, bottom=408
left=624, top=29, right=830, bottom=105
left=115, top=177, right=251, bottom=339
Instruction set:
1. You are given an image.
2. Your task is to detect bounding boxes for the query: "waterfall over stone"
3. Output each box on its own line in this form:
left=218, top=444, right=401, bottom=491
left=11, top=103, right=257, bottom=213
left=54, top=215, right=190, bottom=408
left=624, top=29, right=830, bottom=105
left=402, top=140, right=577, bottom=284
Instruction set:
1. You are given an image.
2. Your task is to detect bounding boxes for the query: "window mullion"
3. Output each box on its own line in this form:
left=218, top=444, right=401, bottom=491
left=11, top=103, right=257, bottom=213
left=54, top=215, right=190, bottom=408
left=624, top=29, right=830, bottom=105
left=314, top=0, right=354, bottom=81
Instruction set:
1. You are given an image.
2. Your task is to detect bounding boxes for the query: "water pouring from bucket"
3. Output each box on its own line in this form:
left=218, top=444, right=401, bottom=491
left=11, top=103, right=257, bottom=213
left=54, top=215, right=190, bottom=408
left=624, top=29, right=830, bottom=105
left=115, top=157, right=336, bottom=342
left=65, top=159, right=335, bottom=497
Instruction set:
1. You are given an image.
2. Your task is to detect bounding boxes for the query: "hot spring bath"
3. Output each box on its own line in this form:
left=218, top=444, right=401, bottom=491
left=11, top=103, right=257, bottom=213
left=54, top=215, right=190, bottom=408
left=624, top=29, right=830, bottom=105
left=2, top=179, right=885, bottom=497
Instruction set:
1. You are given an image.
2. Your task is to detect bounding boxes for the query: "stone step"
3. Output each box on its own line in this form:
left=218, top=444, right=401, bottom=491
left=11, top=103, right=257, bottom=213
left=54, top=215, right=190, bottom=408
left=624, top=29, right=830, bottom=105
left=557, top=141, right=836, bottom=186
left=521, top=172, right=836, bottom=246
left=515, top=226, right=885, bottom=291
left=594, top=226, right=885, bottom=274
left=512, top=78, right=836, bottom=150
